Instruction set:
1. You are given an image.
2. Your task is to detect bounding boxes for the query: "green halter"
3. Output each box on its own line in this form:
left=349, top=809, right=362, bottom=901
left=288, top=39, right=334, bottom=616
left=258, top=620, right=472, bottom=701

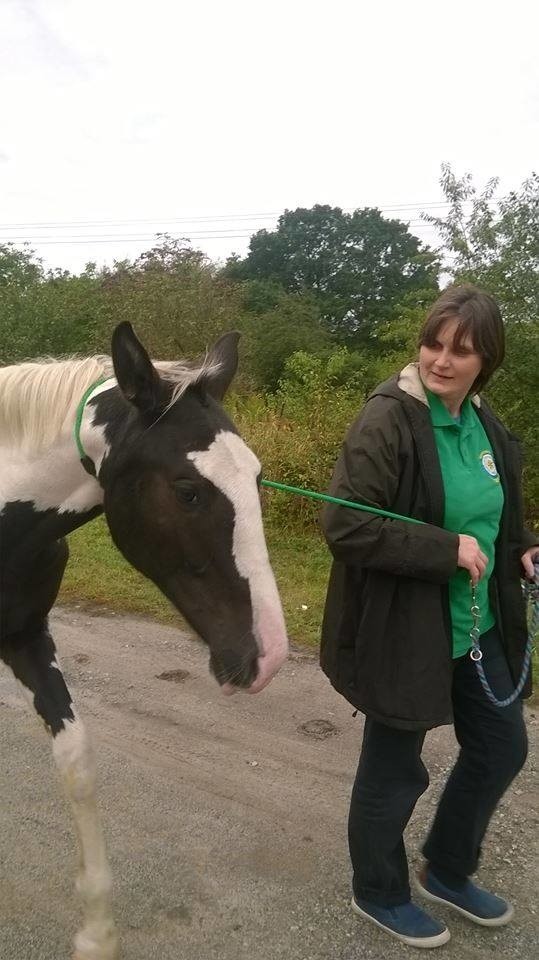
left=73, top=377, right=109, bottom=472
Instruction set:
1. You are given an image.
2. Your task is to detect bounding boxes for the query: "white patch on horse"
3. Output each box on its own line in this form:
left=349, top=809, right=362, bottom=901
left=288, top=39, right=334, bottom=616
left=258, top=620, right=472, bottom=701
left=53, top=715, right=118, bottom=959
left=0, top=444, right=102, bottom=515
left=0, top=378, right=119, bottom=516
left=0, top=448, right=103, bottom=513
left=0, top=369, right=109, bottom=515
left=188, top=431, right=288, bottom=694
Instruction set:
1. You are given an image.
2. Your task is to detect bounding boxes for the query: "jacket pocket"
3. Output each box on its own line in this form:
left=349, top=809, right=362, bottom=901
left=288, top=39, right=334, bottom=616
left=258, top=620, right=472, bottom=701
left=353, top=575, right=452, bottom=725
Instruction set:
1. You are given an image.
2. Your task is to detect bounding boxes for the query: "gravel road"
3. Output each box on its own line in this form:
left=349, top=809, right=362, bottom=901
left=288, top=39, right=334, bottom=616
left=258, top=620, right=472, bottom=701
left=0, top=607, right=537, bottom=960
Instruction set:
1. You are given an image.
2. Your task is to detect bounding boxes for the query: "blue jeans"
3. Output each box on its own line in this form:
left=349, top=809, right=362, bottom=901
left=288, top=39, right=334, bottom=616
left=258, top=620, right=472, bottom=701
left=349, top=627, right=528, bottom=907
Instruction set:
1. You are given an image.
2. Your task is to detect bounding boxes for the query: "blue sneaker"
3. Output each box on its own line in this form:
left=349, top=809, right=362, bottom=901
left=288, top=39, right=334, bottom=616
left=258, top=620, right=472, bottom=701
left=416, top=866, right=514, bottom=926
left=351, top=897, right=450, bottom=948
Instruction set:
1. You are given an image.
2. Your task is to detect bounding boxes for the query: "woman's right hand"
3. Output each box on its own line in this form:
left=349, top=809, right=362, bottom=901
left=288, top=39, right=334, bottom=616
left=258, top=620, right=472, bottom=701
left=458, top=534, right=488, bottom=585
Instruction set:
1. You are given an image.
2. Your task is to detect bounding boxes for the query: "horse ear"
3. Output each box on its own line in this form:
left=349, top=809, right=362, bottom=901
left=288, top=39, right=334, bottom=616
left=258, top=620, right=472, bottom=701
left=111, top=322, right=162, bottom=414
left=202, top=331, right=240, bottom=401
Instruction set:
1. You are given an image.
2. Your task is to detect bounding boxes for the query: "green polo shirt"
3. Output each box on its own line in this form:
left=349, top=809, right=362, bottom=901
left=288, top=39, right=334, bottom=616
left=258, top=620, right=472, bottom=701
left=425, top=389, right=504, bottom=658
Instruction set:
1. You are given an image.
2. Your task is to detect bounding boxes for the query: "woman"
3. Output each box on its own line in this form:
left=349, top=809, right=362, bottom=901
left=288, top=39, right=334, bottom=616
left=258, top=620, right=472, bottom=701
left=321, top=285, right=538, bottom=948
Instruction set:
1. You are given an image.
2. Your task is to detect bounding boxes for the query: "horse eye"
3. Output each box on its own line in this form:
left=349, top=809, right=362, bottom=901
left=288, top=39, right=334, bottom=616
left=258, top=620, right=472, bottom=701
left=174, top=481, right=199, bottom=505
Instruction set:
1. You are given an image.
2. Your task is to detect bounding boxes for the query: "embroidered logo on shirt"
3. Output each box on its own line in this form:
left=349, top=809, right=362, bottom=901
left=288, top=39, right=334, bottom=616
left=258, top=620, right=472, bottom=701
left=480, top=450, right=498, bottom=478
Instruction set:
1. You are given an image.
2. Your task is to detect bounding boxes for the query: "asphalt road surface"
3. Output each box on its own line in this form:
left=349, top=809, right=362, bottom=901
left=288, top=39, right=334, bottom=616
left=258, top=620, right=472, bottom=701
left=0, top=607, right=537, bottom=960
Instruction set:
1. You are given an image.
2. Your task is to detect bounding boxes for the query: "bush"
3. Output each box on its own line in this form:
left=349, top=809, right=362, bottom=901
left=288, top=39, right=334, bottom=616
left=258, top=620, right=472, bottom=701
left=228, top=349, right=369, bottom=529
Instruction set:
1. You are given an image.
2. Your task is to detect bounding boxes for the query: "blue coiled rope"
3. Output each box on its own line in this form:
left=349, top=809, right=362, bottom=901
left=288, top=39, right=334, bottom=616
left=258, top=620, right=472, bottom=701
left=469, top=563, right=538, bottom=707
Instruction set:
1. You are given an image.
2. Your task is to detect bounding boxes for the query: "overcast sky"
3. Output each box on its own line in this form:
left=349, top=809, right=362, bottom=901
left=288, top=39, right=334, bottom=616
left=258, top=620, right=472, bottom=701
left=1, top=0, right=537, bottom=274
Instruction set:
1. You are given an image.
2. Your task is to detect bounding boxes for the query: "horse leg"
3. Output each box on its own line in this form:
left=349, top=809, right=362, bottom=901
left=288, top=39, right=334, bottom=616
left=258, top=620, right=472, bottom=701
left=2, top=620, right=118, bottom=960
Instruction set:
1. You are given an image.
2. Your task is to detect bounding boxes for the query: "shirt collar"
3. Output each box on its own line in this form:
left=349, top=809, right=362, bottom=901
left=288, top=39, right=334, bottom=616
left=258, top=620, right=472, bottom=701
left=424, top=387, right=475, bottom=430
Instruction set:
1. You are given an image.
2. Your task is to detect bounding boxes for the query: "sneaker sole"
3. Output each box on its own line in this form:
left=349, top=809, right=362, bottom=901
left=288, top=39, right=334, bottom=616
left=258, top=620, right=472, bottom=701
left=415, top=878, right=514, bottom=927
left=351, top=898, right=451, bottom=948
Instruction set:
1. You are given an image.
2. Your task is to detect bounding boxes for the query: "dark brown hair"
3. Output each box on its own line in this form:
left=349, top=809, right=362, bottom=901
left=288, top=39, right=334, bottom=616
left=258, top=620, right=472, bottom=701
left=419, top=284, right=505, bottom=393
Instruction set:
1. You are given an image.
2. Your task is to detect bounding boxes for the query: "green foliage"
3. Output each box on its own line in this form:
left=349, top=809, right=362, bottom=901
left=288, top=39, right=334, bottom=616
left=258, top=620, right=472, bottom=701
left=98, top=235, right=245, bottom=359
left=237, top=283, right=329, bottom=391
left=486, top=322, right=539, bottom=524
left=425, top=165, right=539, bottom=325
left=228, top=349, right=368, bottom=528
left=0, top=246, right=108, bottom=362
left=225, top=204, right=439, bottom=341
left=0, top=236, right=244, bottom=365
left=0, top=243, right=44, bottom=290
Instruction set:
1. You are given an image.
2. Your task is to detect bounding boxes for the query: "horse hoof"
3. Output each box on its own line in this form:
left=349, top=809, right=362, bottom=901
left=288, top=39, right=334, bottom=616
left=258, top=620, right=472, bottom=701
left=73, top=955, right=118, bottom=960
left=73, top=927, right=119, bottom=960
left=72, top=949, right=119, bottom=960
left=73, top=950, right=120, bottom=960
left=73, top=948, right=119, bottom=960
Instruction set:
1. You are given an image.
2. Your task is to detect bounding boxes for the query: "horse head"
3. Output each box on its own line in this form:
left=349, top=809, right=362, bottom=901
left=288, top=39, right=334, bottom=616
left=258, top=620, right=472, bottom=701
left=92, top=322, right=288, bottom=694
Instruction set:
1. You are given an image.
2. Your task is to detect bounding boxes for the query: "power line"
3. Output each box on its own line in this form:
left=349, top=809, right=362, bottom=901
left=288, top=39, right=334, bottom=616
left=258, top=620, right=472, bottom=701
left=6, top=224, right=442, bottom=246
left=9, top=234, right=258, bottom=245
left=1, top=201, right=445, bottom=254
left=0, top=201, right=460, bottom=232
left=5, top=229, right=257, bottom=241
left=1, top=222, right=443, bottom=241
left=1, top=220, right=443, bottom=247
left=0, top=213, right=282, bottom=231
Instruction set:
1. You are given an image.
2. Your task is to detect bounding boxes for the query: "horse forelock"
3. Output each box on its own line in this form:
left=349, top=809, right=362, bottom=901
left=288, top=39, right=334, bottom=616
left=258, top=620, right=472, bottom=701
left=155, top=355, right=222, bottom=409
left=0, top=353, right=223, bottom=452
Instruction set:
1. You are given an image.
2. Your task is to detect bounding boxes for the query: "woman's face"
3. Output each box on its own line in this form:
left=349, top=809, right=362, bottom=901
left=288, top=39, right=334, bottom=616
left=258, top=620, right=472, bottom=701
left=419, top=317, right=483, bottom=413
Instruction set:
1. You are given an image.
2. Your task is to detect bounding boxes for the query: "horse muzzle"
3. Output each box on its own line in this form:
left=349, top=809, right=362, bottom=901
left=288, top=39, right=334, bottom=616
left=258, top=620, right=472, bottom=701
left=209, top=645, right=259, bottom=691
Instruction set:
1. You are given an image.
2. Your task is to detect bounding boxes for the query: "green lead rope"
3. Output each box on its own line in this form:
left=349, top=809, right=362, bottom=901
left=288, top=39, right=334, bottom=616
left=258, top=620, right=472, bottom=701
left=260, top=479, right=425, bottom=525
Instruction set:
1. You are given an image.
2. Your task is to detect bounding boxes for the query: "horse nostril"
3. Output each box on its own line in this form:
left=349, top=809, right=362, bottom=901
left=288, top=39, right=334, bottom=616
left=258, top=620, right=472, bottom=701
left=209, top=648, right=259, bottom=688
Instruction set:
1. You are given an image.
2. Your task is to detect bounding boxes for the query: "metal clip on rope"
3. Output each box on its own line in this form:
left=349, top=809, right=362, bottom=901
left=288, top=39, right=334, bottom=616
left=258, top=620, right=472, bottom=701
left=469, top=561, right=539, bottom=708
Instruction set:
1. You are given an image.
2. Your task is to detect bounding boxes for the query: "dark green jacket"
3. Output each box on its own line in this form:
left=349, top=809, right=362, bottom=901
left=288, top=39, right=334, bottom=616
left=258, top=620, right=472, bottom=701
left=320, top=365, right=536, bottom=730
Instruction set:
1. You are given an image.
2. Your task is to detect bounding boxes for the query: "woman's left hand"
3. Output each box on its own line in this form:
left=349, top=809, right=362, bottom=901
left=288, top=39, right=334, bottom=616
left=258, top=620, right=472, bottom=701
left=521, top=546, right=539, bottom=579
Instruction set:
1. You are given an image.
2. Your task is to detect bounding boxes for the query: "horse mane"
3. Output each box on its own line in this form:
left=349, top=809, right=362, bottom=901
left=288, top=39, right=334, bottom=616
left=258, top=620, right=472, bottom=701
left=0, top=353, right=220, bottom=452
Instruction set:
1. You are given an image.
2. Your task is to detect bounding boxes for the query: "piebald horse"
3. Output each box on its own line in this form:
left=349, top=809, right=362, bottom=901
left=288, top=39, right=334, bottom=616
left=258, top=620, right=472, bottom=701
left=0, top=323, right=288, bottom=960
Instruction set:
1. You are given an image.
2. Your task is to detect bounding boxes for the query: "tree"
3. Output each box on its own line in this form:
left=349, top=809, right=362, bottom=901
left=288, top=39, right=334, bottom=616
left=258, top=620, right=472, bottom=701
left=0, top=237, right=242, bottom=364
left=423, top=165, right=539, bottom=324
left=0, top=245, right=46, bottom=362
left=0, top=243, right=44, bottom=290
left=225, top=204, right=439, bottom=341
left=238, top=285, right=329, bottom=391
left=99, top=235, right=244, bottom=359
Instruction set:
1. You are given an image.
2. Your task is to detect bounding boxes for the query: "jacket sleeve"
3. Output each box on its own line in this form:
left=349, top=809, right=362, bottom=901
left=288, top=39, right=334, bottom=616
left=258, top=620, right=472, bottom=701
left=322, top=396, right=459, bottom=583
